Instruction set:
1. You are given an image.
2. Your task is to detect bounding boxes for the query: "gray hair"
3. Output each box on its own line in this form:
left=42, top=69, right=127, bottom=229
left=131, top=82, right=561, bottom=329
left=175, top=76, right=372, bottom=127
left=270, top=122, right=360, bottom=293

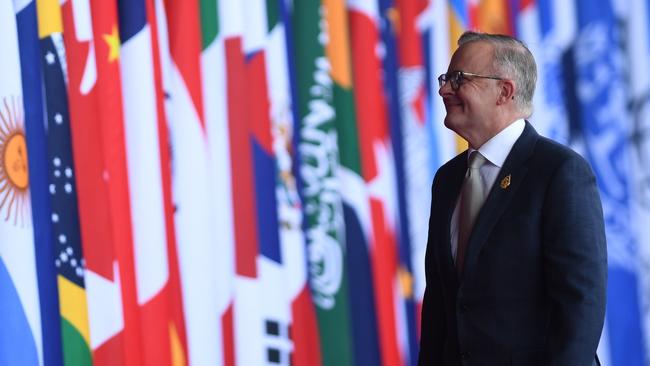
left=458, top=31, right=537, bottom=117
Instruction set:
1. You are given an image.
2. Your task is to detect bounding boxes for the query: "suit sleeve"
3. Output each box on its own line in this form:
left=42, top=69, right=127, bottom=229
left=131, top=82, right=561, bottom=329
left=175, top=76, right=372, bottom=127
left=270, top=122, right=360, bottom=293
left=418, top=173, right=446, bottom=366
left=542, top=155, right=607, bottom=366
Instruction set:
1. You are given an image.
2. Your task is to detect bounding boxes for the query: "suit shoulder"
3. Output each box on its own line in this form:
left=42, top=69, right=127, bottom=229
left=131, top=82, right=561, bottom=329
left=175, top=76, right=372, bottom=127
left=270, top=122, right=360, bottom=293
left=534, top=136, right=590, bottom=165
left=531, top=136, right=595, bottom=176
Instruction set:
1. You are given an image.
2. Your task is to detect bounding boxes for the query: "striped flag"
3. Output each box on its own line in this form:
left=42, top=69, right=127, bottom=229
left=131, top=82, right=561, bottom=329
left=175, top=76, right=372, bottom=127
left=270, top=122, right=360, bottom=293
left=198, top=0, right=237, bottom=364
left=322, top=0, right=381, bottom=365
left=16, top=1, right=64, bottom=365
left=117, top=0, right=188, bottom=364
left=348, top=0, right=409, bottom=364
left=154, top=0, right=222, bottom=362
left=258, top=1, right=324, bottom=365
left=233, top=1, right=301, bottom=364
left=214, top=2, right=254, bottom=364
left=391, top=0, right=438, bottom=362
left=0, top=0, right=43, bottom=364
left=60, top=1, right=138, bottom=365
left=143, top=1, right=189, bottom=364
left=36, top=1, right=92, bottom=364
left=414, top=0, right=456, bottom=337
left=292, top=1, right=356, bottom=365
left=447, top=0, right=469, bottom=152
left=220, top=2, right=265, bottom=364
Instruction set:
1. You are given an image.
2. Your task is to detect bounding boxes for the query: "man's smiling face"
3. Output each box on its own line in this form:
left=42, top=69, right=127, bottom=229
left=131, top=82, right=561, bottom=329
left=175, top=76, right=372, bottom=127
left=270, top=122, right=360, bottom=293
left=439, top=41, right=503, bottom=146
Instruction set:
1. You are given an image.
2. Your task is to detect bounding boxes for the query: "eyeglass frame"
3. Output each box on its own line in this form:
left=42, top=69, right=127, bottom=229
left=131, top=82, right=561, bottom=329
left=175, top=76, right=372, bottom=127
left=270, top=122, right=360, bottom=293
left=437, top=71, right=504, bottom=91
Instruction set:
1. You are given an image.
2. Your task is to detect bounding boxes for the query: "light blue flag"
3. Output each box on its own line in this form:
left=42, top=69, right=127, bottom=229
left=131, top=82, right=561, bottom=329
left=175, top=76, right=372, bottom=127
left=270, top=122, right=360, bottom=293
left=15, top=1, right=63, bottom=365
left=0, top=0, right=43, bottom=364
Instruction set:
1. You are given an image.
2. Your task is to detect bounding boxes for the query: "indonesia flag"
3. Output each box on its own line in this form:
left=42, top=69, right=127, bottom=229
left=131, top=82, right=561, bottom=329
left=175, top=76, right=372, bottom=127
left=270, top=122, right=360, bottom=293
left=348, top=0, right=407, bottom=364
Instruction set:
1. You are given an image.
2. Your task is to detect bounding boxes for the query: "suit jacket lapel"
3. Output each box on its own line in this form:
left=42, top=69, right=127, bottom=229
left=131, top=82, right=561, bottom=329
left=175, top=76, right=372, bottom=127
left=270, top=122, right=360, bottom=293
left=438, top=152, right=468, bottom=287
left=461, top=122, right=539, bottom=281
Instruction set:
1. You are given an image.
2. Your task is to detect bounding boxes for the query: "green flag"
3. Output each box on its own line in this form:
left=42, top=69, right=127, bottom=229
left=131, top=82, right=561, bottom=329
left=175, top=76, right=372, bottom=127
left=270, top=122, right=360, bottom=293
left=292, top=2, right=354, bottom=365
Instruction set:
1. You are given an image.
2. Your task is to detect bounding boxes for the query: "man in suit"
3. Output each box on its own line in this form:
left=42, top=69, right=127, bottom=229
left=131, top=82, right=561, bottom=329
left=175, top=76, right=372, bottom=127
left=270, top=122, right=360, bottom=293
left=418, top=31, right=607, bottom=366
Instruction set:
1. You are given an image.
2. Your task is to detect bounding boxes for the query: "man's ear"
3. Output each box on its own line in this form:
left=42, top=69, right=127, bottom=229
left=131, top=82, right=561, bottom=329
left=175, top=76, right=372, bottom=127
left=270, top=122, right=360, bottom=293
left=497, top=79, right=515, bottom=105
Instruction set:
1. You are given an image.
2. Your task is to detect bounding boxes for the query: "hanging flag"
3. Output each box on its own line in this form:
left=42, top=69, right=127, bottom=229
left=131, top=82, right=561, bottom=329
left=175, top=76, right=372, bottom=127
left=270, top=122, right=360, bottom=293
left=572, top=1, right=646, bottom=365
left=292, top=1, right=356, bottom=365
left=60, top=1, right=141, bottom=365
left=215, top=1, right=257, bottom=364
left=413, top=0, right=456, bottom=338
left=85, top=0, right=155, bottom=363
left=381, top=0, right=421, bottom=363
left=447, top=0, right=469, bottom=152
left=348, top=0, right=409, bottom=364
left=272, top=2, right=326, bottom=365
left=264, top=1, right=323, bottom=365
left=36, top=1, right=92, bottom=365
left=626, top=0, right=650, bottom=362
left=514, top=0, right=573, bottom=143
left=117, top=0, right=182, bottom=364
left=229, top=0, right=301, bottom=364
left=155, top=0, right=216, bottom=363
left=394, top=0, right=435, bottom=274
left=0, top=0, right=43, bottom=364
left=391, top=0, right=437, bottom=361
left=143, top=1, right=189, bottom=365
left=198, top=0, right=237, bottom=364
left=470, top=0, right=514, bottom=34
left=322, top=0, right=381, bottom=365
left=16, top=1, right=64, bottom=365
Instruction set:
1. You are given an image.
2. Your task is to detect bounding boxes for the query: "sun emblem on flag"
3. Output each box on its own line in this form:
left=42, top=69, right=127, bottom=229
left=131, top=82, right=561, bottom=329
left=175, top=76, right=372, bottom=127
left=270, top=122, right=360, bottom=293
left=0, top=96, right=30, bottom=226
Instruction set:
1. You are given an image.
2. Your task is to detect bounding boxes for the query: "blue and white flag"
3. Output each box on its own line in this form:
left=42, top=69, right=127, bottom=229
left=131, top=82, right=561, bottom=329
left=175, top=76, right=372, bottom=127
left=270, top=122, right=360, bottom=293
left=516, top=0, right=576, bottom=143
left=623, top=0, right=650, bottom=363
left=0, top=0, right=43, bottom=364
left=16, top=1, right=63, bottom=365
left=573, top=1, right=645, bottom=365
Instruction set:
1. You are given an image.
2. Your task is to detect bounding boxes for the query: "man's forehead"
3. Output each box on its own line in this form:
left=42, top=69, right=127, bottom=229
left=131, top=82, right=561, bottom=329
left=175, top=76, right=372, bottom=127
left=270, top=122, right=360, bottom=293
left=449, top=41, right=494, bottom=69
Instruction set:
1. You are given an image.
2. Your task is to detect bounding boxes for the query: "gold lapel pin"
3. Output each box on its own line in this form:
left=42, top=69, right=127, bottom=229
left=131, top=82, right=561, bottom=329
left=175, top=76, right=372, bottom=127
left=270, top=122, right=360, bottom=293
left=500, top=174, right=511, bottom=189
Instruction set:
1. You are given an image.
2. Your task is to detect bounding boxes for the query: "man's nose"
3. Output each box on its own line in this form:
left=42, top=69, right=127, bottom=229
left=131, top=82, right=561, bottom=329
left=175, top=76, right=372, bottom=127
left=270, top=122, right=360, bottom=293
left=439, top=81, right=454, bottom=97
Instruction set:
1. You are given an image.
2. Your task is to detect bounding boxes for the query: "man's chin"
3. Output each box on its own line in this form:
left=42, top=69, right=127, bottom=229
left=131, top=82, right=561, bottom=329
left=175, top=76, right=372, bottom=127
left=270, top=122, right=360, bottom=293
left=443, top=117, right=459, bottom=131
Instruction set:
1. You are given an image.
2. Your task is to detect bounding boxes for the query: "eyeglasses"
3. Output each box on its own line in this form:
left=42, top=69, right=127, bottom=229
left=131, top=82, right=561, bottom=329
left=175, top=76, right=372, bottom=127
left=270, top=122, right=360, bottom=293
left=438, top=71, right=504, bottom=90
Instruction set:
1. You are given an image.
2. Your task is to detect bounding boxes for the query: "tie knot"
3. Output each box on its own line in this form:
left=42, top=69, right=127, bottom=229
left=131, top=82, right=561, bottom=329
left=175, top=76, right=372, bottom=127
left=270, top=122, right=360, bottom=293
left=468, top=151, right=486, bottom=170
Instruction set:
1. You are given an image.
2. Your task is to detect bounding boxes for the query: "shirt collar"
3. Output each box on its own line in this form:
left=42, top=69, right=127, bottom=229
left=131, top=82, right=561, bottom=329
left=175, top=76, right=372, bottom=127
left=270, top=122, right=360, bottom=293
left=468, top=119, right=525, bottom=168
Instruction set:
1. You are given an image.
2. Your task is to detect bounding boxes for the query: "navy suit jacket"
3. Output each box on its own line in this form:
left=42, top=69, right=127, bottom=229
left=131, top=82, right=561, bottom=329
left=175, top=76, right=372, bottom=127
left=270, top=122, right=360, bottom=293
left=418, top=122, right=607, bottom=366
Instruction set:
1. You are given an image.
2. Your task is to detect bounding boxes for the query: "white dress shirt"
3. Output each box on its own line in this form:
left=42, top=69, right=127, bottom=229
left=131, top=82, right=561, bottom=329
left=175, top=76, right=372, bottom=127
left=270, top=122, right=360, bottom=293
left=450, top=119, right=525, bottom=261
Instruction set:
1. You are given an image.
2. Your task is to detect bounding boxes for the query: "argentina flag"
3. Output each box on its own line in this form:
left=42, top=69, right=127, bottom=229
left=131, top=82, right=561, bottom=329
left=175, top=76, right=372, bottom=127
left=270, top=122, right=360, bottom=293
left=1, top=0, right=43, bottom=364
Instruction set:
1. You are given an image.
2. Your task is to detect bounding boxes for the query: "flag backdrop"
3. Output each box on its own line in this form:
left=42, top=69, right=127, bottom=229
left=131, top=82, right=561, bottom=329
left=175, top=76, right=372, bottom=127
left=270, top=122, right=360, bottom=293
left=2, top=0, right=650, bottom=365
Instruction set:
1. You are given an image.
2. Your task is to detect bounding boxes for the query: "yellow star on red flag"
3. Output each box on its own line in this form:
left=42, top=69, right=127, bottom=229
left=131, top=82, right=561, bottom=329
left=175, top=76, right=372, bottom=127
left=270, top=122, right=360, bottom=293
left=103, top=25, right=120, bottom=62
